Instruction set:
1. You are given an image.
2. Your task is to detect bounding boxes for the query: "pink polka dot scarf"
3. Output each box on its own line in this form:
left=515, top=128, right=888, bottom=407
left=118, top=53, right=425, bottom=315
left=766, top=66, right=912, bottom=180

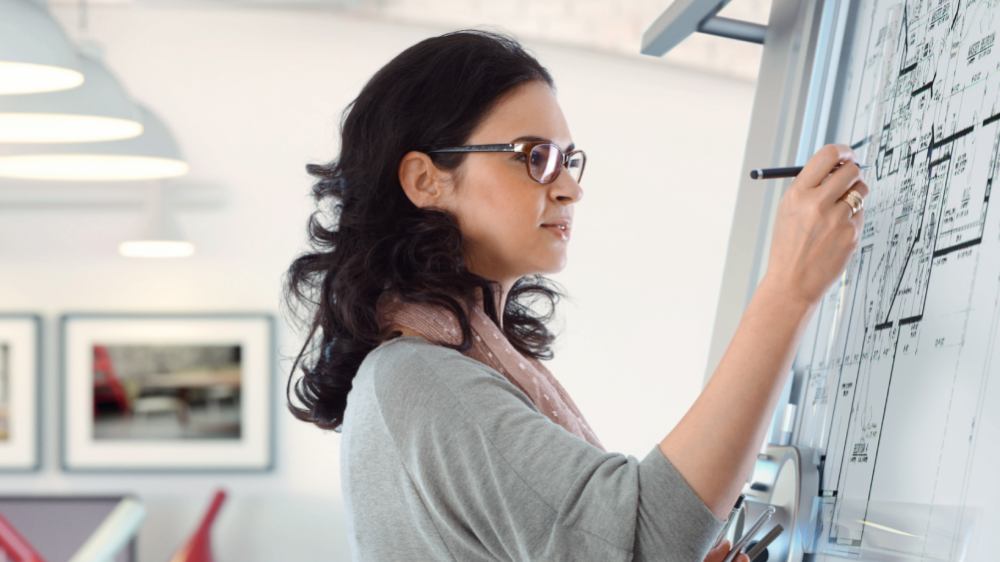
left=375, top=289, right=605, bottom=451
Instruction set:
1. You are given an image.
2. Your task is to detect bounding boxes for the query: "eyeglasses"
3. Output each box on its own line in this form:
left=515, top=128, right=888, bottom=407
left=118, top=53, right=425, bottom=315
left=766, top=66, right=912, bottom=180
left=426, top=141, right=586, bottom=185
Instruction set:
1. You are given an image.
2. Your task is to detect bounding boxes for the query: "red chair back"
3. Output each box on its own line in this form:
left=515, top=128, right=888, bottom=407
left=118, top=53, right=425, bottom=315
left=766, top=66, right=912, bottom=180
left=0, top=513, right=46, bottom=562
left=169, top=489, right=227, bottom=562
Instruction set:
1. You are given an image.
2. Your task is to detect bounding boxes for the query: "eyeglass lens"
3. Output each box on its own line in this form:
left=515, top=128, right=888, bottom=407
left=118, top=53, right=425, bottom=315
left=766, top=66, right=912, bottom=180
left=529, top=144, right=584, bottom=184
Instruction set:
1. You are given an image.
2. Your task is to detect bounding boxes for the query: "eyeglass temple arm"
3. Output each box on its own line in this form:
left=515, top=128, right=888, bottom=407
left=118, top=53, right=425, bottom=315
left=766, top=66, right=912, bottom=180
left=426, top=144, right=515, bottom=153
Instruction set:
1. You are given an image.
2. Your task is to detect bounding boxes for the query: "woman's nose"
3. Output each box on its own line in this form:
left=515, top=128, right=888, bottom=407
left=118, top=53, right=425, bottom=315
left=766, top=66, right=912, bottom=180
left=551, top=172, right=583, bottom=203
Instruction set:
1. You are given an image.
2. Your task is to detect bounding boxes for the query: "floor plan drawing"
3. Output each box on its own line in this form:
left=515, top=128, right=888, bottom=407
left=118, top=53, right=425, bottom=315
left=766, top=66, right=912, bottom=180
left=791, top=1, right=1000, bottom=559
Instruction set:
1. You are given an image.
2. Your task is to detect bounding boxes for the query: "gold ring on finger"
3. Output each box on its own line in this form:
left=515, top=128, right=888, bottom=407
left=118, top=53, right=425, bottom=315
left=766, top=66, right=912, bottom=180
left=839, top=189, right=863, bottom=218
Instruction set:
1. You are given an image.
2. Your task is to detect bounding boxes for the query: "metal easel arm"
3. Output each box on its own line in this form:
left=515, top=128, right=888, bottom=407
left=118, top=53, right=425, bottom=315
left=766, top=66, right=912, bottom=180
left=640, top=0, right=765, bottom=56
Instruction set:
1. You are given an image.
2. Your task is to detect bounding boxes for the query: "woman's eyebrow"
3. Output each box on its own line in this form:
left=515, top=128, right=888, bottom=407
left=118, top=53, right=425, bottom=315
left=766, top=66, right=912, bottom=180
left=512, top=135, right=575, bottom=152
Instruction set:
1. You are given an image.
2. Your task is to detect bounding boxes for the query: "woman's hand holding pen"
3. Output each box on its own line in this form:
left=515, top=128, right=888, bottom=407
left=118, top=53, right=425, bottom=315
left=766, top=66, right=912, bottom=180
left=761, top=143, right=869, bottom=307
left=658, top=143, right=871, bottom=521
left=703, top=540, right=749, bottom=562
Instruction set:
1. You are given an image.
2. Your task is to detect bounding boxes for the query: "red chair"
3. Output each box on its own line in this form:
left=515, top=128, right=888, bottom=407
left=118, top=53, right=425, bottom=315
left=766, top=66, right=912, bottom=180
left=0, top=513, right=45, bottom=562
left=169, top=489, right=227, bottom=562
left=93, top=345, right=131, bottom=417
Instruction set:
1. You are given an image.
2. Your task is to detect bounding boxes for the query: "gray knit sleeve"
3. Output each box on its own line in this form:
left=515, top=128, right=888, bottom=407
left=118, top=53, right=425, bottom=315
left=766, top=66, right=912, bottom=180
left=371, top=338, right=723, bottom=561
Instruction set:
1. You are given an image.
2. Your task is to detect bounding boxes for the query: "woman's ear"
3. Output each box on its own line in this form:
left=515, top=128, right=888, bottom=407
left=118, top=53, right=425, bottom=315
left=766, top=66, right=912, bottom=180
left=398, top=151, right=449, bottom=209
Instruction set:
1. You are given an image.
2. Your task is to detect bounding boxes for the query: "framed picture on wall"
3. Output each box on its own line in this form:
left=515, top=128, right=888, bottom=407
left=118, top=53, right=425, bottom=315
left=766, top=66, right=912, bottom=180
left=61, top=313, right=275, bottom=472
left=0, top=314, right=42, bottom=472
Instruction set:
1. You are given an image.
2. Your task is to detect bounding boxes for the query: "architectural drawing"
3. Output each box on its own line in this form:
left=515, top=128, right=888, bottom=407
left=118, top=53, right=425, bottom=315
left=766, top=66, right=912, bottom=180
left=792, top=1, right=1000, bottom=559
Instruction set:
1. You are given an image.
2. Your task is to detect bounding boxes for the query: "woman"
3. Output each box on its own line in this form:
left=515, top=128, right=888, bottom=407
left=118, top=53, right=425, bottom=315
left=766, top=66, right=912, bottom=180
left=284, top=30, right=868, bottom=561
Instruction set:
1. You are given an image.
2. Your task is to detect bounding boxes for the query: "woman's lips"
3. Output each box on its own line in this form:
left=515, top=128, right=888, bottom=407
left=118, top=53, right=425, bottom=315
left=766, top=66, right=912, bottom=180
left=541, top=224, right=570, bottom=241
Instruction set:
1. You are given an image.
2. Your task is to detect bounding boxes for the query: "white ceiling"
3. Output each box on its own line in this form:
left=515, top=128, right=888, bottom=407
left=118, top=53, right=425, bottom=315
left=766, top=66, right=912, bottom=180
left=45, top=0, right=771, bottom=81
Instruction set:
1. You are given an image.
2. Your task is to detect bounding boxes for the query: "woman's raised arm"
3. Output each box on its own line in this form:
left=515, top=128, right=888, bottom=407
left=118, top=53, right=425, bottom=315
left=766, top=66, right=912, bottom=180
left=660, top=143, right=870, bottom=518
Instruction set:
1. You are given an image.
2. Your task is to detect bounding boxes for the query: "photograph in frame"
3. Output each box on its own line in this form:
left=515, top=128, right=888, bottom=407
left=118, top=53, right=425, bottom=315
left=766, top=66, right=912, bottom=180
left=61, top=313, right=274, bottom=472
left=0, top=314, right=42, bottom=472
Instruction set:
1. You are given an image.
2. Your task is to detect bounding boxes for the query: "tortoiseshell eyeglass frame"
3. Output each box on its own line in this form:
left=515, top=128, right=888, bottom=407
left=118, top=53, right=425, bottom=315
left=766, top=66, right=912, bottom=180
left=426, top=141, right=586, bottom=185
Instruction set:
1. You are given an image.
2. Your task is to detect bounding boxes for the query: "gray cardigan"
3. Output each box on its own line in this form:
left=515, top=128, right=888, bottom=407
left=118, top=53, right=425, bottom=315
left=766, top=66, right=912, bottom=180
left=340, top=336, right=723, bottom=561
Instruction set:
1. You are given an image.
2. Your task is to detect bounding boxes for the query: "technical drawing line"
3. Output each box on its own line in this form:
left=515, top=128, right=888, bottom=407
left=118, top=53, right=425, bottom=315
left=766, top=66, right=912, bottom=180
left=932, top=237, right=983, bottom=258
left=825, top=248, right=869, bottom=498
left=882, top=231, right=919, bottom=325
left=912, top=79, right=934, bottom=97
left=930, top=124, right=976, bottom=150
left=859, top=325, right=902, bottom=548
left=982, top=112, right=1000, bottom=127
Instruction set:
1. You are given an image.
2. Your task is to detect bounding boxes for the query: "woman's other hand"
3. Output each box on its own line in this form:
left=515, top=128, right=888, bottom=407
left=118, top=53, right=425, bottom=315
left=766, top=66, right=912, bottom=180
left=762, top=143, right=870, bottom=306
left=703, top=540, right=750, bottom=562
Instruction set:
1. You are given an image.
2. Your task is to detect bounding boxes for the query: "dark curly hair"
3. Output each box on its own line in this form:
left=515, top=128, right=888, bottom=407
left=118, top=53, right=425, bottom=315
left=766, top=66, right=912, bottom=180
left=283, top=29, right=568, bottom=432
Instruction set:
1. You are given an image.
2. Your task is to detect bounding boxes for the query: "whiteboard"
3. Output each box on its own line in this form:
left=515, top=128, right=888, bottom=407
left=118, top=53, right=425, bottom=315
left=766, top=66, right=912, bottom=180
left=789, top=1, right=1000, bottom=560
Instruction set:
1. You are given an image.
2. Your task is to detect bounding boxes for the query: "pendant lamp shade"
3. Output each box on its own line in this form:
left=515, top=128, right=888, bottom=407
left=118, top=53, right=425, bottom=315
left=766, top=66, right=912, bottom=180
left=0, top=105, right=189, bottom=181
left=119, top=183, right=195, bottom=258
left=0, top=0, right=84, bottom=95
left=0, top=54, right=143, bottom=143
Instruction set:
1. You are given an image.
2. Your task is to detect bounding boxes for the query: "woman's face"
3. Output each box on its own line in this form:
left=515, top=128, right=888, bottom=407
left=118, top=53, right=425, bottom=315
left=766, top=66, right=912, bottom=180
left=441, top=81, right=584, bottom=285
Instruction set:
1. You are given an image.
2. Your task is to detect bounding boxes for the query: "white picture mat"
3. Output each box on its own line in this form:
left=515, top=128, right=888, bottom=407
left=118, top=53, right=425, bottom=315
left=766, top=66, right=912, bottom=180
left=0, top=317, right=39, bottom=469
left=64, top=316, right=271, bottom=470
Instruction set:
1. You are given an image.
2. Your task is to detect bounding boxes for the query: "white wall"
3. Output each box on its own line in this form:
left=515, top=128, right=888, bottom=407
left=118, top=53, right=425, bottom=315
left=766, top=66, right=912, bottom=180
left=0, top=6, right=758, bottom=559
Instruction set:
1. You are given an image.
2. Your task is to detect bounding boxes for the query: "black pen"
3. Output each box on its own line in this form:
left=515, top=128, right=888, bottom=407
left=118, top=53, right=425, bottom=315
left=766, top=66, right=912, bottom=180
left=750, top=162, right=870, bottom=179
left=744, top=523, right=784, bottom=561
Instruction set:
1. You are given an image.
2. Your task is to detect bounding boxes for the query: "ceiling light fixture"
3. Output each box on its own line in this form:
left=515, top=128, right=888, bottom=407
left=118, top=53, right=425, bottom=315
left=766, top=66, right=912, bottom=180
left=0, top=105, right=188, bottom=181
left=119, top=182, right=195, bottom=259
left=0, top=0, right=85, bottom=95
left=0, top=54, right=142, bottom=144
